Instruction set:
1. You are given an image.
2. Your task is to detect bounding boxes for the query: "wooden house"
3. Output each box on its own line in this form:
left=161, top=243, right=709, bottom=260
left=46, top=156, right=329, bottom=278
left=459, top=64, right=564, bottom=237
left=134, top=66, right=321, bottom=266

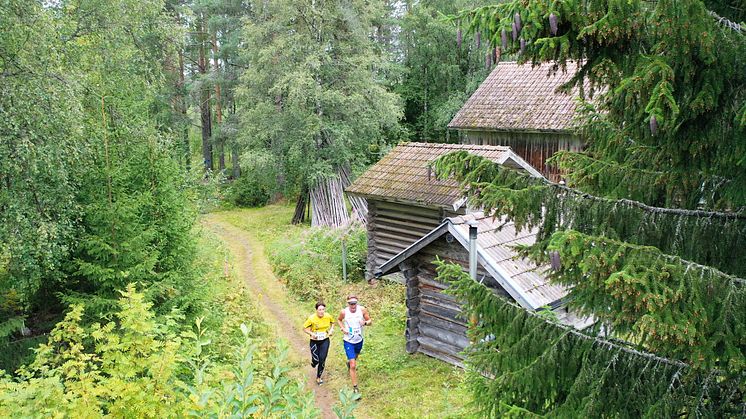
left=375, top=212, right=593, bottom=366
left=345, top=142, right=542, bottom=282
left=448, top=62, right=584, bottom=181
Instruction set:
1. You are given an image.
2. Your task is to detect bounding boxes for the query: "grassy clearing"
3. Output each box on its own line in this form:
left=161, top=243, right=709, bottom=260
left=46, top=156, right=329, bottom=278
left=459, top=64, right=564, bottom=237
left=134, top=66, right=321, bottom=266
left=213, top=204, right=476, bottom=418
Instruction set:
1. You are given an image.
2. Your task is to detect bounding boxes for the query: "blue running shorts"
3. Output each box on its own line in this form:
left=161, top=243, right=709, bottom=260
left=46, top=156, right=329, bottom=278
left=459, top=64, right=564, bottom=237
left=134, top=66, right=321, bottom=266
left=343, top=340, right=363, bottom=360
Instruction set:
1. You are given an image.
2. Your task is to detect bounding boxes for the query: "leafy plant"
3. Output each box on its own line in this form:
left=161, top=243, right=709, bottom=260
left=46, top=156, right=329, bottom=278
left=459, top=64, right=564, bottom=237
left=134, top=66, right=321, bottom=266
left=333, top=388, right=361, bottom=419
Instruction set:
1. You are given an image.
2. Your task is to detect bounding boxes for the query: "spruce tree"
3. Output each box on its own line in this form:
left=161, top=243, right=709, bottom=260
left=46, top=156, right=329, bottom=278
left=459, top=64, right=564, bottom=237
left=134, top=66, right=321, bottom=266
left=237, top=0, right=402, bottom=223
left=432, top=0, right=745, bottom=414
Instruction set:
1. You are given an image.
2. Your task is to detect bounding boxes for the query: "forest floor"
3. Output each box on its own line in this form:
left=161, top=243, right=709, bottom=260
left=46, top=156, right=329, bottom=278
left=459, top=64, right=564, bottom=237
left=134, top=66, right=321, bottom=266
left=203, top=215, right=337, bottom=418
left=204, top=206, right=475, bottom=418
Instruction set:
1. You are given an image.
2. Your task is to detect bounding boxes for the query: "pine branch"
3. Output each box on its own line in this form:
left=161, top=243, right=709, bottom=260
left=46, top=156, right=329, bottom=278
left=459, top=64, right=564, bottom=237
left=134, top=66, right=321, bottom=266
left=437, top=260, right=746, bottom=416
left=549, top=151, right=734, bottom=208
left=556, top=183, right=745, bottom=220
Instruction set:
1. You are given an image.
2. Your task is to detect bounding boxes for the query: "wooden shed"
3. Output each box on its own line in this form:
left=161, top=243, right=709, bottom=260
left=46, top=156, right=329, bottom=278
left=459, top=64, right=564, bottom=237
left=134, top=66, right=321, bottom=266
left=448, top=62, right=584, bottom=182
left=345, top=142, right=542, bottom=281
left=375, top=212, right=594, bottom=366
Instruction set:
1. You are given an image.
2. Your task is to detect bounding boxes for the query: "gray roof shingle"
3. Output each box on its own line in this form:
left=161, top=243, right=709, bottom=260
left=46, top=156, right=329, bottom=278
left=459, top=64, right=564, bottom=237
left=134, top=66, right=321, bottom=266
left=448, top=61, right=581, bottom=132
left=345, top=142, right=542, bottom=207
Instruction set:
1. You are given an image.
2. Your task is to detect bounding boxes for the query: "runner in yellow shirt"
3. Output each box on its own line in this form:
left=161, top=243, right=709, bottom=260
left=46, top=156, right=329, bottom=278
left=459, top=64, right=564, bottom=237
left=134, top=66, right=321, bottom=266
left=303, top=302, right=335, bottom=384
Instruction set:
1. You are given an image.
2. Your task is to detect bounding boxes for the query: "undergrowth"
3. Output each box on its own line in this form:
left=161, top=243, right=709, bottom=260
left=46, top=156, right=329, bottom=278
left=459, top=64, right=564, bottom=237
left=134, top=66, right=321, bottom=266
left=217, top=205, right=477, bottom=418
left=267, top=226, right=366, bottom=303
left=0, top=228, right=324, bottom=417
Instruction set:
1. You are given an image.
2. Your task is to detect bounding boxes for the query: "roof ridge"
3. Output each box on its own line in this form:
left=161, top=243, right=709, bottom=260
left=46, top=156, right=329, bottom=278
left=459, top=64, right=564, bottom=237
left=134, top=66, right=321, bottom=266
left=403, top=142, right=511, bottom=150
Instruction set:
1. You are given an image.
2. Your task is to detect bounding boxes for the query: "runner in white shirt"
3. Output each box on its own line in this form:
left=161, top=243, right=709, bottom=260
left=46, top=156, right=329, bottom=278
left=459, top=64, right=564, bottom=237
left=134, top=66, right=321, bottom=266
left=337, top=294, right=371, bottom=395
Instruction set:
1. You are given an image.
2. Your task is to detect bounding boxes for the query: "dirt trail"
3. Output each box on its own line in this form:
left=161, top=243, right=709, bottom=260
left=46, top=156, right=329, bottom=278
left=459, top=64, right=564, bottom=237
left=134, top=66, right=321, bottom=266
left=204, top=217, right=337, bottom=419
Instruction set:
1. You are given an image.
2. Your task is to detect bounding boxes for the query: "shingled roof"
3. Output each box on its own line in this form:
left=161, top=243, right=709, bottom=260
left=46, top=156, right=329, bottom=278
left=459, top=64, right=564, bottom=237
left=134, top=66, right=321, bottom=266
left=375, top=211, right=594, bottom=328
left=345, top=142, right=542, bottom=208
left=448, top=61, right=581, bottom=132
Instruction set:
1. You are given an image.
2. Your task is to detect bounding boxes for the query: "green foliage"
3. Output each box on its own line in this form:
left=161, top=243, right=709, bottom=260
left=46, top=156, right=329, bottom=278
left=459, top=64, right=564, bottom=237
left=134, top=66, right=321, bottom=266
left=0, top=0, right=82, bottom=312
left=0, top=0, right=200, bottom=335
left=433, top=151, right=746, bottom=277
left=547, top=230, right=745, bottom=371
left=333, top=388, right=361, bottom=419
left=226, top=176, right=270, bottom=208
left=1, top=285, right=188, bottom=417
left=0, top=285, right=320, bottom=417
left=433, top=150, right=746, bottom=413
left=267, top=227, right=367, bottom=302
left=226, top=150, right=277, bottom=207
left=436, top=259, right=745, bottom=417
left=396, top=0, right=493, bottom=142
left=237, top=0, right=403, bottom=195
left=453, top=0, right=746, bottom=209
left=186, top=324, right=318, bottom=417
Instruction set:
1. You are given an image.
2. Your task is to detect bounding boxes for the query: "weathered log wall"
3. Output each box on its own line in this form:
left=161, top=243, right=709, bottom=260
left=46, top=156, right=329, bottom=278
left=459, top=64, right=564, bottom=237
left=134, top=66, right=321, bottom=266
left=403, top=236, right=508, bottom=367
left=366, top=200, right=462, bottom=280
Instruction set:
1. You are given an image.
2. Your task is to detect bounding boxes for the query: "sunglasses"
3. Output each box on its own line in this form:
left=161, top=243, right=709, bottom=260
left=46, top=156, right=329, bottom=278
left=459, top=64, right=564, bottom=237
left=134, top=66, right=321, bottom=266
left=347, top=301, right=358, bottom=305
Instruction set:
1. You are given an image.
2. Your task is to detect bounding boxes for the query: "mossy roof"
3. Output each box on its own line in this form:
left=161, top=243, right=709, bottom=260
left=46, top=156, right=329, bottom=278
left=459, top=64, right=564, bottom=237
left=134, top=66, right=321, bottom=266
left=346, top=142, right=541, bottom=208
left=448, top=61, right=581, bottom=132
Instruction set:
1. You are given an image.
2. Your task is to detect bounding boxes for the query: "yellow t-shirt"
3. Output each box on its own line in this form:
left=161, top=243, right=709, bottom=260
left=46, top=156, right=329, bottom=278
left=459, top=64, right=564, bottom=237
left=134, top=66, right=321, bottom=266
left=304, top=313, right=334, bottom=334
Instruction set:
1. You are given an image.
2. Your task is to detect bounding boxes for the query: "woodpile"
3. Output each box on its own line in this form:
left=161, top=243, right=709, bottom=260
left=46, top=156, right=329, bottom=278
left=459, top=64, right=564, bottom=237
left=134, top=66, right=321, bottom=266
left=293, top=166, right=368, bottom=228
left=310, top=174, right=349, bottom=228
left=340, top=165, right=368, bottom=223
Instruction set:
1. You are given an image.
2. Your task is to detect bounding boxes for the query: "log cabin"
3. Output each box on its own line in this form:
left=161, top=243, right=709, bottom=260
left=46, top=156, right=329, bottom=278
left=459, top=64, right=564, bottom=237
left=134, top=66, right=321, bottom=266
left=345, top=142, right=542, bottom=282
left=448, top=61, right=585, bottom=182
left=374, top=212, right=594, bottom=366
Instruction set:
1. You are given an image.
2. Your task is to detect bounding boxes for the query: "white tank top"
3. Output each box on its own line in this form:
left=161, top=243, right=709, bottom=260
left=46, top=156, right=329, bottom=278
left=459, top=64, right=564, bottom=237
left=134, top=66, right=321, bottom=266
left=343, top=306, right=365, bottom=344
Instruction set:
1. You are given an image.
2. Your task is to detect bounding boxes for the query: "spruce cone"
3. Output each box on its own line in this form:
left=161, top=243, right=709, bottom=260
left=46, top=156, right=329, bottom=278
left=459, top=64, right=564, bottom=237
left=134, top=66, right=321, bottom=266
left=512, top=21, right=518, bottom=42
left=514, top=12, right=522, bottom=33
left=485, top=49, right=492, bottom=69
left=501, top=29, right=508, bottom=49
left=549, top=13, right=558, bottom=36
left=492, top=46, right=498, bottom=64
left=457, top=28, right=462, bottom=49
left=550, top=251, right=561, bottom=271
left=650, top=115, right=658, bottom=136
left=520, top=38, right=526, bottom=54
left=476, top=31, right=481, bottom=48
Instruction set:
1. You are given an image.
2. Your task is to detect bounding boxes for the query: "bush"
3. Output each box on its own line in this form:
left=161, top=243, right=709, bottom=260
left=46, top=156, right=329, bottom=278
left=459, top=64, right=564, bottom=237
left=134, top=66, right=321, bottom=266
left=227, top=175, right=271, bottom=207
left=0, top=285, right=320, bottom=418
left=267, top=226, right=367, bottom=303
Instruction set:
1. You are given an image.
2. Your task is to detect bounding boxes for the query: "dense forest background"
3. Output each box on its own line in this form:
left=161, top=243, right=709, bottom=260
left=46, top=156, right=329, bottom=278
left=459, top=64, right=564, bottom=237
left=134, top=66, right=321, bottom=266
left=1, top=0, right=744, bottom=416
left=1, top=0, right=489, bottom=346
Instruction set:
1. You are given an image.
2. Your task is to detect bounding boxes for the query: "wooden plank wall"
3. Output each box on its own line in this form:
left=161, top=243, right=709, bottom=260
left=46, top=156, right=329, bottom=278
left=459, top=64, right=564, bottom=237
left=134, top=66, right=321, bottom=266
left=366, top=200, right=454, bottom=280
left=461, top=130, right=582, bottom=182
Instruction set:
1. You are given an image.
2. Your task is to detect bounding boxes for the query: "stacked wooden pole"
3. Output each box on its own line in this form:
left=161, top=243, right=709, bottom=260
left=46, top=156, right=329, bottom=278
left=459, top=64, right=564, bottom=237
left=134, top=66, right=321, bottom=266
left=310, top=175, right=349, bottom=228
left=340, top=165, right=368, bottom=224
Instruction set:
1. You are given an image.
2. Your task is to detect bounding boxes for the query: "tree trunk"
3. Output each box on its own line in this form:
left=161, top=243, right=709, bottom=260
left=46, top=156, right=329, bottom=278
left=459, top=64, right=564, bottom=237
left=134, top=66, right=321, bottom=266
left=178, top=48, right=189, bottom=171
left=292, top=185, right=309, bottom=224
left=199, top=13, right=212, bottom=172
left=231, top=145, right=240, bottom=179
left=212, top=32, right=225, bottom=173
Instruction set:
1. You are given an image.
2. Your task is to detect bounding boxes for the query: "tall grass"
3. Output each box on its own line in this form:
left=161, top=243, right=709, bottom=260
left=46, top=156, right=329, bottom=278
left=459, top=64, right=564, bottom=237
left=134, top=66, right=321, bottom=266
left=267, top=226, right=366, bottom=303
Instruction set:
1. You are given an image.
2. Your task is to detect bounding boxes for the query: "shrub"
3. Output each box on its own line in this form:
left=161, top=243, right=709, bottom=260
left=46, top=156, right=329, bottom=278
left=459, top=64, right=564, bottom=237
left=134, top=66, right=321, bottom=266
left=227, top=175, right=271, bottom=207
left=267, top=226, right=367, bottom=303
left=0, top=284, right=322, bottom=418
